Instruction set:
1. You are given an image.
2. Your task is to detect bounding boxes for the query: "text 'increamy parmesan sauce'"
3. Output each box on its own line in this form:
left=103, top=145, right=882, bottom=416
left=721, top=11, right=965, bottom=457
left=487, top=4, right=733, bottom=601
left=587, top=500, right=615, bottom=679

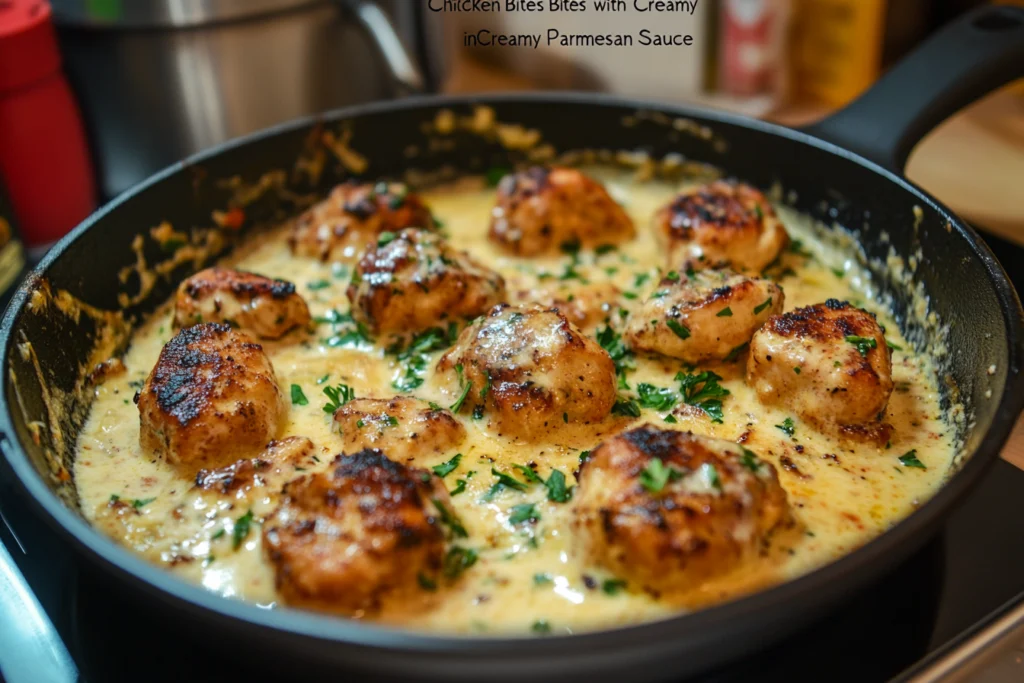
left=74, top=169, right=955, bottom=635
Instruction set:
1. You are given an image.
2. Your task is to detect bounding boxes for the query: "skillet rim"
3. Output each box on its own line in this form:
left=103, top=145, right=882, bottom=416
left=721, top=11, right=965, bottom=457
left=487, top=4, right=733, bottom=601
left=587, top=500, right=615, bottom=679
left=1, top=91, right=1022, bottom=655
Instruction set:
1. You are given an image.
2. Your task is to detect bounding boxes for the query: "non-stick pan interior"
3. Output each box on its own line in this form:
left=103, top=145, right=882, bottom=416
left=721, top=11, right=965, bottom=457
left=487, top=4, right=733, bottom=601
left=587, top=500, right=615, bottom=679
left=0, top=96, right=1020, bottom=680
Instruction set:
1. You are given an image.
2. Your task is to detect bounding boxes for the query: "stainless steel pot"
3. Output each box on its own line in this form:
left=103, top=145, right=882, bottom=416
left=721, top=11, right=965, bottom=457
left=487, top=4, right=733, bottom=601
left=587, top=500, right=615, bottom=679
left=51, top=0, right=445, bottom=199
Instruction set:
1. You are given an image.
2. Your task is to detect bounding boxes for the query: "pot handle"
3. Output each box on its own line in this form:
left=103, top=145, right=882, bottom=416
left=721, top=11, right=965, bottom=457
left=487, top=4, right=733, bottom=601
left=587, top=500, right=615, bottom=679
left=341, top=0, right=427, bottom=96
left=800, top=4, right=1024, bottom=174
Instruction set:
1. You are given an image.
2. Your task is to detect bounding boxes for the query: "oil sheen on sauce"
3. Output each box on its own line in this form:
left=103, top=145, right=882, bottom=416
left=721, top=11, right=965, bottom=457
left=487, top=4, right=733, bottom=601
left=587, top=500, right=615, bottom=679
left=74, top=170, right=955, bottom=635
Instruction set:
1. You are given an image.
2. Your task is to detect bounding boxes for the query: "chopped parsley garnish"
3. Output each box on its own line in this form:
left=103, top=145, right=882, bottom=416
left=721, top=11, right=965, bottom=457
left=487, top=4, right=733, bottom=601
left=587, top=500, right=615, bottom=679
left=845, top=335, right=878, bottom=356
left=290, top=384, right=308, bottom=406
left=322, top=383, right=355, bottom=414
left=717, top=307, right=733, bottom=317
left=483, top=467, right=530, bottom=501
left=131, top=497, right=156, bottom=509
left=513, top=464, right=544, bottom=484
left=898, top=450, right=926, bottom=469
left=443, top=546, right=478, bottom=578
left=531, top=620, right=552, bottom=634
left=314, top=309, right=350, bottom=325
left=724, top=343, right=748, bottom=363
left=793, top=367, right=802, bottom=374
left=665, top=270, right=680, bottom=282
left=432, top=498, right=468, bottom=538
left=595, top=244, right=617, bottom=255
left=324, top=322, right=372, bottom=348
left=418, top=573, right=437, bottom=591
left=543, top=470, right=573, bottom=503
left=392, top=326, right=457, bottom=391
left=602, top=578, right=627, bottom=596
left=508, top=503, right=540, bottom=525
left=634, top=273, right=650, bottom=288
left=596, top=325, right=635, bottom=388
left=886, top=339, right=903, bottom=351
left=611, top=397, right=641, bottom=418
left=317, top=374, right=330, bottom=384
left=449, top=479, right=467, bottom=496
left=738, top=447, right=761, bottom=472
left=432, top=453, right=463, bottom=478
left=377, top=231, right=397, bottom=246
left=533, top=572, right=553, bottom=586
left=701, top=462, right=722, bottom=491
left=307, top=279, right=330, bottom=291
left=232, top=509, right=254, bottom=550
left=636, top=383, right=678, bottom=411
left=449, top=364, right=472, bottom=413
left=639, top=458, right=681, bottom=493
left=485, top=167, right=510, bottom=187
left=832, top=268, right=845, bottom=278
left=666, top=319, right=691, bottom=340
left=664, top=414, right=678, bottom=423
left=677, top=370, right=730, bottom=423
left=211, top=528, right=226, bottom=540
left=776, top=417, right=796, bottom=437
left=753, top=297, right=774, bottom=315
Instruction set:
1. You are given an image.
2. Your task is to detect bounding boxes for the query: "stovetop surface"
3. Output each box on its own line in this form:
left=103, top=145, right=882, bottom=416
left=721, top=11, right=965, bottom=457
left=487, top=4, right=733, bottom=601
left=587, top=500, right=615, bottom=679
left=3, top=458, right=1024, bottom=682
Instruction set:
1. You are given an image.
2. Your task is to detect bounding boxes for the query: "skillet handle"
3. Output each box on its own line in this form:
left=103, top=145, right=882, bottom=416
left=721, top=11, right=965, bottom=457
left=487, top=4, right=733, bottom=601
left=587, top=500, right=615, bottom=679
left=800, top=4, right=1024, bottom=174
left=340, top=0, right=427, bottom=97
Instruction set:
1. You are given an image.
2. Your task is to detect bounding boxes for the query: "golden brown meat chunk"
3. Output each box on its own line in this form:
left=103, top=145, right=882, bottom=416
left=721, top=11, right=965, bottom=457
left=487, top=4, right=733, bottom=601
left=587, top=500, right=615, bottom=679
left=746, top=299, right=894, bottom=437
left=489, top=166, right=635, bottom=256
left=289, top=181, right=434, bottom=262
left=347, top=228, right=506, bottom=341
left=654, top=180, right=788, bottom=272
left=573, top=425, right=792, bottom=596
left=625, top=268, right=783, bottom=363
left=173, top=267, right=311, bottom=340
left=136, top=323, right=285, bottom=471
left=262, top=449, right=457, bottom=614
left=437, top=304, right=617, bottom=440
left=333, top=396, right=466, bottom=465
left=514, top=282, right=624, bottom=333
left=194, top=436, right=315, bottom=499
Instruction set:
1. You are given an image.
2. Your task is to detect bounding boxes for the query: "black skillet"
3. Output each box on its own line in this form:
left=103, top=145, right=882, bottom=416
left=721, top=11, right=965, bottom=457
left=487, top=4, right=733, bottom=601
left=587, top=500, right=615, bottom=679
left=1, top=6, right=1023, bottom=682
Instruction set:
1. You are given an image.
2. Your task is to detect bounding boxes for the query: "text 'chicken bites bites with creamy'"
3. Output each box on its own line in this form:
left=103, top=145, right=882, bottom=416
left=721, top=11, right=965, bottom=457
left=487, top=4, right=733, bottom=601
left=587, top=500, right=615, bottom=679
left=74, top=162, right=957, bottom=635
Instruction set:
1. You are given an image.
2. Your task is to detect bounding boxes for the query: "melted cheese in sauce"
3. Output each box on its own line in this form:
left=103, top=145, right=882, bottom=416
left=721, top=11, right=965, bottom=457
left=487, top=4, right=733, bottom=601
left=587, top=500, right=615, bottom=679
left=74, top=170, right=955, bottom=635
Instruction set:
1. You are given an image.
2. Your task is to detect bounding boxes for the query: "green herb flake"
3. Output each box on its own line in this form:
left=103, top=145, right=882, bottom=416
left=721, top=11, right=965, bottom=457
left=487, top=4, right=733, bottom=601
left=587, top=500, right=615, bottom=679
left=636, top=383, right=678, bottom=412
left=450, top=479, right=467, bottom=496
left=776, top=417, right=796, bottom=437
left=513, top=464, right=544, bottom=484
left=531, top=620, right=552, bottom=634
left=832, top=268, right=845, bottom=278
left=508, top=503, right=540, bottom=525
left=432, top=453, right=463, bottom=478
left=898, top=450, right=927, bottom=469
left=290, top=384, right=308, bottom=406
left=533, top=572, right=553, bottom=586
left=754, top=297, right=773, bottom=315
left=544, top=469, right=573, bottom=503
left=602, top=578, right=627, bottom=596
left=717, top=307, right=733, bottom=317
left=677, top=370, right=730, bottom=423
left=418, top=573, right=437, bottom=591
left=665, top=270, right=680, bottom=282
left=491, top=467, right=529, bottom=493
left=322, top=383, right=356, bottom=414
left=131, top=497, right=156, bottom=509
left=611, top=397, right=641, bottom=418
left=432, top=498, right=469, bottom=538
left=886, top=339, right=903, bottom=351
left=793, top=367, right=802, bottom=374
left=739, top=447, right=761, bottom=472
left=377, top=231, right=397, bottom=246
left=639, top=458, right=680, bottom=493
left=232, top=509, right=254, bottom=550
left=845, top=335, right=878, bottom=356
left=663, top=414, right=678, bottom=423
left=449, top=364, right=472, bottom=413
left=316, top=374, right=330, bottom=384
left=443, top=546, right=479, bottom=579
left=307, top=279, right=331, bottom=291
left=211, top=528, right=226, bottom=540
left=666, top=319, right=691, bottom=340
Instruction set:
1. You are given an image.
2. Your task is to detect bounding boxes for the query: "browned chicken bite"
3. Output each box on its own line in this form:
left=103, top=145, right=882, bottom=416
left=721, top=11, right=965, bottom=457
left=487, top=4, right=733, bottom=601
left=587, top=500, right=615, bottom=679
left=262, top=449, right=460, bottom=614
left=746, top=299, right=894, bottom=441
left=625, top=267, right=783, bottom=363
left=437, top=304, right=618, bottom=440
left=573, top=425, right=792, bottom=597
left=347, top=228, right=506, bottom=342
left=654, top=180, right=788, bottom=272
left=289, top=181, right=434, bottom=262
left=173, top=267, right=310, bottom=340
left=194, top=436, right=316, bottom=499
left=489, top=166, right=635, bottom=256
left=333, top=396, right=466, bottom=465
left=514, top=281, right=624, bottom=333
left=136, top=323, right=285, bottom=471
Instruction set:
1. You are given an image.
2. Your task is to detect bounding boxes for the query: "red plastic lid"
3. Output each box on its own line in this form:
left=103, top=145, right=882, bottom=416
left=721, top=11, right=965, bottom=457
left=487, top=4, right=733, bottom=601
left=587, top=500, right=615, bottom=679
left=0, top=0, right=60, bottom=93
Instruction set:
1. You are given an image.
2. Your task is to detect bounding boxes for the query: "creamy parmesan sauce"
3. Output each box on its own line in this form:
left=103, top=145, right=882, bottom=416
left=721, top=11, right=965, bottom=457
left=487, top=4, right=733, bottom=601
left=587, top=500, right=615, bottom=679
left=74, top=169, right=955, bottom=635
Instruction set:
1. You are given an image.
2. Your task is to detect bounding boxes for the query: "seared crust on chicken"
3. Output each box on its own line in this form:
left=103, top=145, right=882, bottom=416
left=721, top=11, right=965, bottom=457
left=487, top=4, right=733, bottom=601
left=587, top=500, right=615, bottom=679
left=194, top=436, right=315, bottom=498
left=654, top=180, right=788, bottom=272
left=746, top=299, right=894, bottom=435
left=437, top=304, right=617, bottom=440
left=333, top=396, right=466, bottom=465
left=347, top=228, right=506, bottom=340
left=136, top=323, right=285, bottom=471
left=625, top=268, right=784, bottom=363
left=289, top=181, right=434, bottom=262
left=489, top=166, right=635, bottom=256
left=173, top=267, right=311, bottom=340
left=573, top=425, right=792, bottom=596
left=262, top=449, right=452, bottom=614
left=514, top=282, right=624, bottom=333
